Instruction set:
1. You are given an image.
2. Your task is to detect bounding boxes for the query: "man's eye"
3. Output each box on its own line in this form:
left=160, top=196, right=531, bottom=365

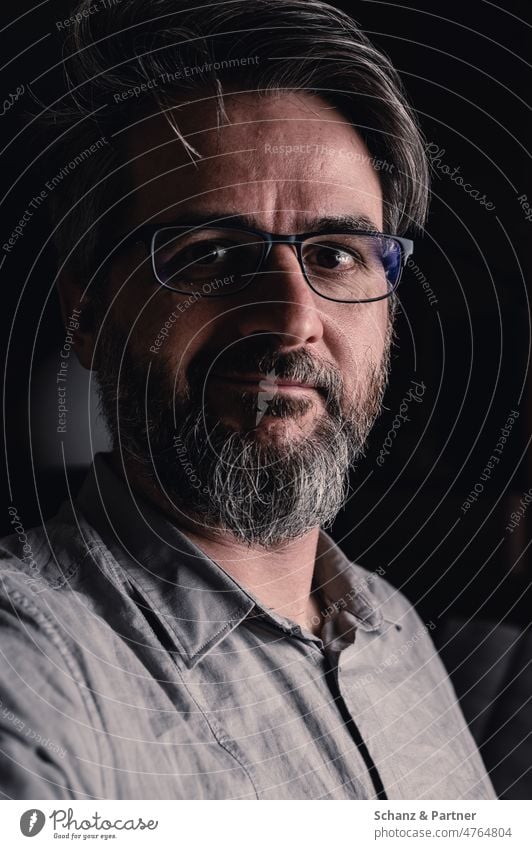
left=307, top=244, right=365, bottom=272
left=175, top=240, right=232, bottom=266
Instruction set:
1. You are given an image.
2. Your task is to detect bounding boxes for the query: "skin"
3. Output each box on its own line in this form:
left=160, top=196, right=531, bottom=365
left=58, top=90, right=388, bottom=636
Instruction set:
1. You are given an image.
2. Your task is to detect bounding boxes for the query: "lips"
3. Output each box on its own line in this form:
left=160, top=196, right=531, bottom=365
left=211, top=372, right=318, bottom=390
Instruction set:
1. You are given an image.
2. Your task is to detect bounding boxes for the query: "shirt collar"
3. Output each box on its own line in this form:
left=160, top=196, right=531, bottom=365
left=314, top=530, right=385, bottom=652
left=72, top=453, right=384, bottom=668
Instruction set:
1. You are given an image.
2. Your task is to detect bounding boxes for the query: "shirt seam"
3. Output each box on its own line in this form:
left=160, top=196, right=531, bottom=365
left=125, top=580, right=260, bottom=799
left=190, top=608, right=254, bottom=664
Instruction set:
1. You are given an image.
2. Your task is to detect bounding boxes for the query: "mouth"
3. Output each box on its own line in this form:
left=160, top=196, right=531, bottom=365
left=210, top=372, right=319, bottom=392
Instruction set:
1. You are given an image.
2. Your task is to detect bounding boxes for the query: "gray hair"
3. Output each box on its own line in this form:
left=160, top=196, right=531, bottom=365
left=39, top=0, right=429, bottom=288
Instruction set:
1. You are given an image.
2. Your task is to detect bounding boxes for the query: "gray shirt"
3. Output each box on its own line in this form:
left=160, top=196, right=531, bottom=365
left=0, top=454, right=495, bottom=800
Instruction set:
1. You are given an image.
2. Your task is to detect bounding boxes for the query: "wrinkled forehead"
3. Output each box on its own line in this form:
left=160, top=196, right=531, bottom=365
left=119, top=90, right=384, bottom=231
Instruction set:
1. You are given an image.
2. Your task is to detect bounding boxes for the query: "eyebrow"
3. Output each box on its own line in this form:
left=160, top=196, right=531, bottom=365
left=127, top=211, right=382, bottom=236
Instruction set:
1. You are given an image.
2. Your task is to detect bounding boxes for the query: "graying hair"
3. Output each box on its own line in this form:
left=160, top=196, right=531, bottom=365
left=39, top=0, right=429, bottom=288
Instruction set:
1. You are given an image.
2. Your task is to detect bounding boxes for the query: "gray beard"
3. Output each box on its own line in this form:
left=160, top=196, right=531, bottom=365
left=96, top=323, right=391, bottom=549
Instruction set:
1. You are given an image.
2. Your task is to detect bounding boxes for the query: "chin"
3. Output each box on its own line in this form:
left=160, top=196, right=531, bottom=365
left=230, top=414, right=320, bottom=450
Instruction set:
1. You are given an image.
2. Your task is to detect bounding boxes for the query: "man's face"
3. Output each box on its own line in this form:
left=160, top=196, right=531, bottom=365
left=94, top=91, right=392, bottom=547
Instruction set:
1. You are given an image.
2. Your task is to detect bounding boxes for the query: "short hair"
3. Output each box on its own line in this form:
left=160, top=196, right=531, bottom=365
left=39, top=0, right=429, bottom=288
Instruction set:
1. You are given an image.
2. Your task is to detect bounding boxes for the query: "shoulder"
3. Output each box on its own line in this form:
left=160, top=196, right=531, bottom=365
left=0, top=505, right=112, bottom=617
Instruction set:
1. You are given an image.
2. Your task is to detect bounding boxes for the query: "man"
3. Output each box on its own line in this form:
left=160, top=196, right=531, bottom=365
left=0, top=0, right=495, bottom=799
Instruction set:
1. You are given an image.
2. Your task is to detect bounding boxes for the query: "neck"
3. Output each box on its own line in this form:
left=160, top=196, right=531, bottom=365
left=110, top=450, right=325, bottom=637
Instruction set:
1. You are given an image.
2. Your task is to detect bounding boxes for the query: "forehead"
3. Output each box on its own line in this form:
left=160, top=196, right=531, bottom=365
left=120, top=91, right=384, bottom=231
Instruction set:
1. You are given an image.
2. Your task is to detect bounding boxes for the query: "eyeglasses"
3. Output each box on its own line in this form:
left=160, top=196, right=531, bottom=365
left=117, top=222, right=413, bottom=304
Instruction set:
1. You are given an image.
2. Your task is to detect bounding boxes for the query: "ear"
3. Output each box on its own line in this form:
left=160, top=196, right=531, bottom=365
left=56, top=269, right=100, bottom=371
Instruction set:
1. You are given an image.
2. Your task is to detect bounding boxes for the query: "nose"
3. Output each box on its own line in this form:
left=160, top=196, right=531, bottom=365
left=234, top=243, right=325, bottom=348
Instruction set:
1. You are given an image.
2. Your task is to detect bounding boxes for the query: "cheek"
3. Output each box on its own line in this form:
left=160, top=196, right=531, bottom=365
left=326, top=301, right=389, bottom=369
left=368, top=301, right=390, bottom=358
left=136, top=299, right=225, bottom=382
left=107, top=254, right=208, bottom=354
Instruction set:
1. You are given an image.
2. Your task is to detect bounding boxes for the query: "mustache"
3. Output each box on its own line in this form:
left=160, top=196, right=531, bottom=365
left=186, top=339, right=344, bottom=402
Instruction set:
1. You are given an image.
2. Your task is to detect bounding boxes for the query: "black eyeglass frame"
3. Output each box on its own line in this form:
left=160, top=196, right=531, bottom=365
left=114, top=221, right=414, bottom=304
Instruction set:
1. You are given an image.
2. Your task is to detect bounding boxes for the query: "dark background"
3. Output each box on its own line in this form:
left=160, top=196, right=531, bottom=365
left=0, top=0, right=531, bottom=796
